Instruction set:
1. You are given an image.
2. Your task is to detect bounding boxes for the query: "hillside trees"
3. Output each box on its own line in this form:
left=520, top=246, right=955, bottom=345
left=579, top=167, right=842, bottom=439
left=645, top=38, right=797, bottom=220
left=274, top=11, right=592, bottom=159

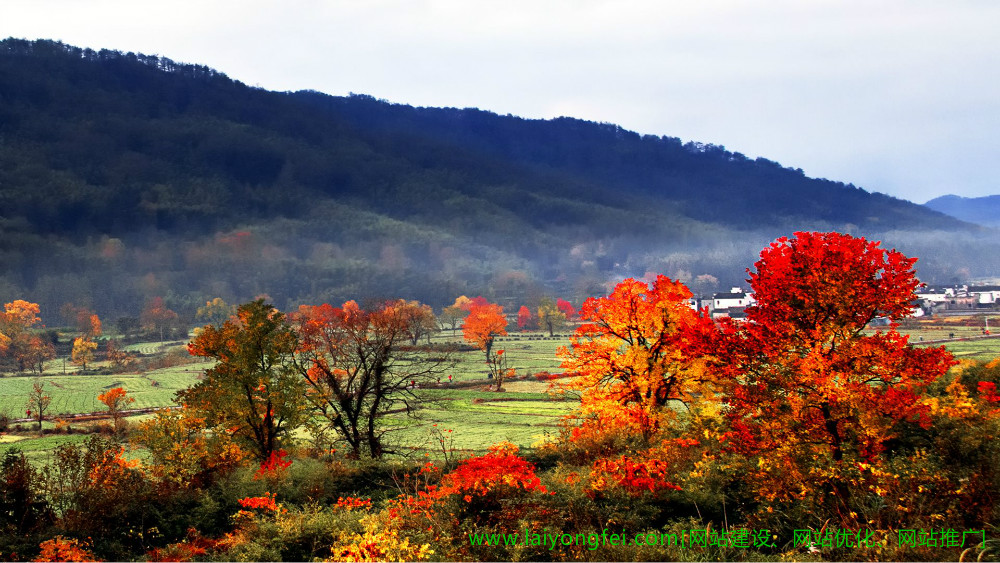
left=293, top=300, right=452, bottom=458
left=183, top=299, right=306, bottom=462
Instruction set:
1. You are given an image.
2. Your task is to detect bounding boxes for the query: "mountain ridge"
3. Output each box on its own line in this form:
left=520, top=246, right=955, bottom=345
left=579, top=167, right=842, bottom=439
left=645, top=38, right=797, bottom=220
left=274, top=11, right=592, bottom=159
left=0, top=38, right=986, bottom=320
left=924, top=194, right=1000, bottom=227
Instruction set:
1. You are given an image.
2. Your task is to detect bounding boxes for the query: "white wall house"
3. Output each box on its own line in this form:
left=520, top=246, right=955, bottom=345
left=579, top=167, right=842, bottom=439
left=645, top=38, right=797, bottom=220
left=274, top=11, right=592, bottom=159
left=713, top=288, right=755, bottom=310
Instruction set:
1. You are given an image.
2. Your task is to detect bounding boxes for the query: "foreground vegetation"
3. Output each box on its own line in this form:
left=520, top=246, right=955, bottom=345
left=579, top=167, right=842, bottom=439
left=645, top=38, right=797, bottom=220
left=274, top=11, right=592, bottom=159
left=2, top=232, right=1000, bottom=561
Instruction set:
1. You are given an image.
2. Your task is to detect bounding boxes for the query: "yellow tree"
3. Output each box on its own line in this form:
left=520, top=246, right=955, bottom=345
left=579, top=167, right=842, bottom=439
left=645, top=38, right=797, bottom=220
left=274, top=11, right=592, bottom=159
left=133, top=409, right=247, bottom=487
left=439, top=295, right=471, bottom=334
left=558, top=275, right=717, bottom=440
left=537, top=297, right=567, bottom=337
left=97, top=386, right=135, bottom=433
left=196, top=297, right=236, bottom=327
left=71, top=337, right=97, bottom=370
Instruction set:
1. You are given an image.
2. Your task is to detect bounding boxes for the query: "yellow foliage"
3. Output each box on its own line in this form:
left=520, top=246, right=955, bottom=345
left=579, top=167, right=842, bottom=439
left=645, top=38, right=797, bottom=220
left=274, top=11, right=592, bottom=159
left=327, top=516, right=433, bottom=562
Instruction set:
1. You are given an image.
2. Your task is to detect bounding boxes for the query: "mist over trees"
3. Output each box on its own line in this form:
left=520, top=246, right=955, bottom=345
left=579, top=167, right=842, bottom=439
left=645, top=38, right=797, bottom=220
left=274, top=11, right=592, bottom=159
left=0, top=38, right=995, bottom=324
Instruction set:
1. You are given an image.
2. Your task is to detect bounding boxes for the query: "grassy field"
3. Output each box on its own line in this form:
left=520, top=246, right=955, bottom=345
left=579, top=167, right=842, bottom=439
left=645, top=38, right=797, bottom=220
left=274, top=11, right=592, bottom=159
left=0, top=366, right=201, bottom=418
left=8, top=318, right=997, bottom=461
left=1, top=332, right=575, bottom=459
left=900, top=315, right=1000, bottom=362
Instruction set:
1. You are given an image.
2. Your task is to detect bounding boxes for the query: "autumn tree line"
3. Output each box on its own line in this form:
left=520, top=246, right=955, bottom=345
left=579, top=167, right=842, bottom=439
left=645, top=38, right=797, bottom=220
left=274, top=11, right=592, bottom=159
left=3, top=232, right=1000, bottom=561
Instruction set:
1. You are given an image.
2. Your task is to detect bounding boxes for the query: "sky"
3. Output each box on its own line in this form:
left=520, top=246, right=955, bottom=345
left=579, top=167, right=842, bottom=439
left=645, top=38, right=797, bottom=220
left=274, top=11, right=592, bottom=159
left=4, top=0, right=998, bottom=204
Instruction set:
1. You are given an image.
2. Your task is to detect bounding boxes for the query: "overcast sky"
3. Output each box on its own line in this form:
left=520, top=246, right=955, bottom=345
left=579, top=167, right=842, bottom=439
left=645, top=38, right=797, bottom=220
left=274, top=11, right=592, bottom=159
left=4, top=0, right=998, bottom=203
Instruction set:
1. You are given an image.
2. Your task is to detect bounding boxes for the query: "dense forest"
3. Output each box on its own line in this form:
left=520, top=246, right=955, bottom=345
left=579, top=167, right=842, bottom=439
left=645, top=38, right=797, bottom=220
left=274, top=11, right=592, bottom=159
left=0, top=38, right=993, bottom=325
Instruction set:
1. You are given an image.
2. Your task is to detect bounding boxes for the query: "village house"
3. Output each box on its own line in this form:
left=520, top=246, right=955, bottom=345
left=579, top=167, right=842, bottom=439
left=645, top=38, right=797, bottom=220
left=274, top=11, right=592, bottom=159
left=711, top=287, right=754, bottom=320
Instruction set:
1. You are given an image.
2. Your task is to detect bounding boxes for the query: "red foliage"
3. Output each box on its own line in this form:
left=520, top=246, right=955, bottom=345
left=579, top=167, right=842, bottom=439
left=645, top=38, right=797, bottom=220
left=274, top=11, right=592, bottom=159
left=335, top=496, right=373, bottom=511
left=462, top=296, right=490, bottom=311
left=253, top=449, right=292, bottom=480
left=556, top=298, right=576, bottom=320
left=591, top=456, right=682, bottom=495
left=238, top=492, right=280, bottom=511
left=978, top=381, right=1000, bottom=403
left=516, top=306, right=536, bottom=331
left=435, top=450, right=549, bottom=500
left=716, top=232, right=955, bottom=466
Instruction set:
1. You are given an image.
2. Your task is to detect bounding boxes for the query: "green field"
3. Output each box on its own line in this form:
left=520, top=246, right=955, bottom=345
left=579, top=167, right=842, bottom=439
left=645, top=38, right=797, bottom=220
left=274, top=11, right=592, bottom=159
left=7, top=323, right=1000, bottom=460
left=0, top=366, right=201, bottom=418
left=1, top=333, right=575, bottom=458
left=932, top=338, right=1000, bottom=362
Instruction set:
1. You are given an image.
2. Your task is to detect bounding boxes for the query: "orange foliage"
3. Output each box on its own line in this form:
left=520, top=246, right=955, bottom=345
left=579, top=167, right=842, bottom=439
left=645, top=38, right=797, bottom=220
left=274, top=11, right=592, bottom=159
left=589, top=438, right=700, bottom=496
left=1, top=300, right=44, bottom=372
left=34, top=536, right=100, bottom=562
left=87, top=314, right=102, bottom=338
left=97, top=387, right=134, bottom=431
left=87, top=446, right=140, bottom=490
left=461, top=301, right=507, bottom=359
left=559, top=275, right=717, bottom=439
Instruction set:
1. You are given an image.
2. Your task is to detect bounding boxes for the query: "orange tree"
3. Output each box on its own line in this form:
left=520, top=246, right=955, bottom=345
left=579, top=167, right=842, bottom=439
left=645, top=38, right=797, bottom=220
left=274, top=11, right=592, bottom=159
left=715, top=232, right=954, bottom=518
left=183, top=299, right=306, bottom=462
left=0, top=300, right=43, bottom=373
left=558, top=275, right=717, bottom=441
left=97, top=387, right=135, bottom=434
left=461, top=301, right=506, bottom=361
left=461, top=301, right=509, bottom=390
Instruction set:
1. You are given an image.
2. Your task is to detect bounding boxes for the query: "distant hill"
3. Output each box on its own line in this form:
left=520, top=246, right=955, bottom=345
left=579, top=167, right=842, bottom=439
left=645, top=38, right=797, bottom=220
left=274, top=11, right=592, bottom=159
left=0, top=38, right=983, bottom=320
left=924, top=194, right=1000, bottom=227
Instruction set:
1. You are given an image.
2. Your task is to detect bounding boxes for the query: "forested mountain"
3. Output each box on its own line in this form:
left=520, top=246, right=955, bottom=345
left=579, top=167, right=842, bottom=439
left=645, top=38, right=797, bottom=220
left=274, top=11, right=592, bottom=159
left=925, top=194, right=1000, bottom=227
left=0, top=38, right=985, bottom=322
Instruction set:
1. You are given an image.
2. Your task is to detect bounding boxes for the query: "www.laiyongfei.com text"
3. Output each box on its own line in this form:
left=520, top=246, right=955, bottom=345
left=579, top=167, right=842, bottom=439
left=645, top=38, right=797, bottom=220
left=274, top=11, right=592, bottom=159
left=468, top=528, right=776, bottom=551
left=467, top=528, right=988, bottom=551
